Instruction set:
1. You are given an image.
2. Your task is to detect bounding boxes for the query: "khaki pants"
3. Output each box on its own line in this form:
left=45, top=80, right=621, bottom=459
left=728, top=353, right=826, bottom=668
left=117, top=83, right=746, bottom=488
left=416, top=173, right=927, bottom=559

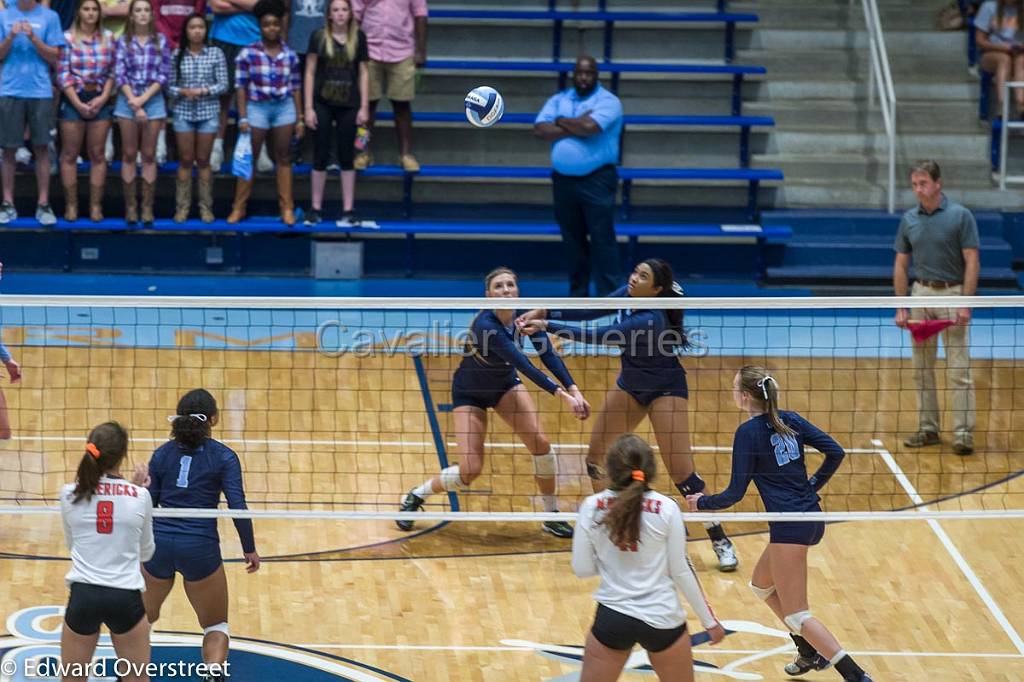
left=910, top=281, right=975, bottom=441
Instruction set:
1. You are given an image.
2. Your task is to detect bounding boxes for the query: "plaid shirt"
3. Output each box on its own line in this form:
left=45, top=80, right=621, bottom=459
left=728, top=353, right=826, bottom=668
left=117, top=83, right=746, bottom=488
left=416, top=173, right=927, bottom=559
left=115, top=33, right=171, bottom=96
left=169, top=45, right=228, bottom=121
left=235, top=42, right=300, bottom=102
left=57, top=30, right=116, bottom=91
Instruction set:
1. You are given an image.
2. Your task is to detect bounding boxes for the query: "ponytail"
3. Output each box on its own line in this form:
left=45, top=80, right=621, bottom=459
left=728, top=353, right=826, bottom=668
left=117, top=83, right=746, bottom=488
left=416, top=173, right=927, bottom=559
left=737, top=365, right=796, bottom=438
left=599, top=433, right=657, bottom=549
left=170, top=388, right=217, bottom=450
left=72, top=422, right=129, bottom=504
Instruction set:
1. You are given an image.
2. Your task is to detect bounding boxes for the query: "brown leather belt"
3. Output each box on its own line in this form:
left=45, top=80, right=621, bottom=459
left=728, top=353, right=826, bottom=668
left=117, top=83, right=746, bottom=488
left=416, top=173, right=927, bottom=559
left=917, top=279, right=961, bottom=289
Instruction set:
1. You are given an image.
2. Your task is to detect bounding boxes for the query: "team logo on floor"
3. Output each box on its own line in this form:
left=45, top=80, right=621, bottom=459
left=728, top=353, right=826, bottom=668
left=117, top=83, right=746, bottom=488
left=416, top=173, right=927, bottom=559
left=504, top=619, right=794, bottom=681
left=0, top=606, right=409, bottom=682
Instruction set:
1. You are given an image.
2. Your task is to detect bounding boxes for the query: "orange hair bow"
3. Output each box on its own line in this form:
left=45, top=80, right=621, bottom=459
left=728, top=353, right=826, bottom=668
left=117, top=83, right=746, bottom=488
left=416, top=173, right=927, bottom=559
left=85, top=443, right=101, bottom=459
left=631, top=470, right=645, bottom=482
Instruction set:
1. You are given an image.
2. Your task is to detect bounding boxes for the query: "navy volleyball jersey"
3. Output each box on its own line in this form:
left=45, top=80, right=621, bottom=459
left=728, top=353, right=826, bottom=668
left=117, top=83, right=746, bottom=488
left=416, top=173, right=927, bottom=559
left=148, top=438, right=256, bottom=553
left=545, top=286, right=686, bottom=388
left=455, top=310, right=576, bottom=394
left=697, top=411, right=845, bottom=513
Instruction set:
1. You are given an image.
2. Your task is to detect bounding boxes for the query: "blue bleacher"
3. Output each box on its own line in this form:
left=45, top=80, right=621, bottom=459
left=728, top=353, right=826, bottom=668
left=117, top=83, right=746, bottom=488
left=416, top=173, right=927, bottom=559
left=429, top=8, right=757, bottom=62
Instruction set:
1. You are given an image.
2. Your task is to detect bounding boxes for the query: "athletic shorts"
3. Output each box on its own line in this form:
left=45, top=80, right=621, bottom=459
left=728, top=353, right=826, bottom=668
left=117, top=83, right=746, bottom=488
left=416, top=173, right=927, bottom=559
left=0, top=97, right=54, bottom=148
left=769, top=520, right=825, bottom=546
left=65, top=582, right=146, bottom=636
left=451, top=368, right=521, bottom=411
left=617, top=371, right=689, bottom=408
left=144, top=532, right=223, bottom=582
left=590, top=603, right=686, bottom=653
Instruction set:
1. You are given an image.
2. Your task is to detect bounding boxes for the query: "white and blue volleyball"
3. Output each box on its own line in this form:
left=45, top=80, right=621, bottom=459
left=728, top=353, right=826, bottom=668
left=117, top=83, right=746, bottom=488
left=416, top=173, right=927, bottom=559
left=464, top=86, right=504, bottom=128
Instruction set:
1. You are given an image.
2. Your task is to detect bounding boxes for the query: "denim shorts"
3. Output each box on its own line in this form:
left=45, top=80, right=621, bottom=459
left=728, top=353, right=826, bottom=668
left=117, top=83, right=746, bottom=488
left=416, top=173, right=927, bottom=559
left=59, top=90, right=114, bottom=122
left=114, top=93, right=167, bottom=120
left=247, top=97, right=296, bottom=129
left=173, top=116, right=219, bottom=134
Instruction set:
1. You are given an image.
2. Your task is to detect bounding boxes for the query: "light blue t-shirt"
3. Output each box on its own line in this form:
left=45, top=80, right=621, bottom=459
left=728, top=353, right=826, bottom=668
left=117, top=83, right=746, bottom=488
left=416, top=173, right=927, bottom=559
left=535, top=83, right=623, bottom=177
left=210, top=11, right=260, bottom=47
left=0, top=4, right=65, bottom=99
left=976, top=1, right=1020, bottom=45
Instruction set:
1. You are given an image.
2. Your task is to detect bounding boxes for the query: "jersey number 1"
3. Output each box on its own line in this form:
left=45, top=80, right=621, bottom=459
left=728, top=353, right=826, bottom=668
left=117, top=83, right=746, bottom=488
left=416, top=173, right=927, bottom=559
left=96, top=500, right=114, bottom=534
left=176, top=455, right=193, bottom=488
left=770, top=433, right=800, bottom=467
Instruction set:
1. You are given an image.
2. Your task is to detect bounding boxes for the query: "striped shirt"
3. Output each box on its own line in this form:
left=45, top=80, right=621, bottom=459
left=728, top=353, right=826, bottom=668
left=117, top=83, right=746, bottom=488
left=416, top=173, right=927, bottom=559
left=169, top=45, right=228, bottom=121
left=57, top=30, right=116, bottom=91
left=235, top=41, right=300, bottom=102
left=115, top=32, right=171, bottom=96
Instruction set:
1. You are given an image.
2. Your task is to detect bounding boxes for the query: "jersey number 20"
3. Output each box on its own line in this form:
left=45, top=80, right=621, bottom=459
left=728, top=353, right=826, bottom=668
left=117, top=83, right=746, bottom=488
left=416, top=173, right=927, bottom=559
left=96, top=500, right=114, bottom=534
left=770, top=433, right=800, bottom=467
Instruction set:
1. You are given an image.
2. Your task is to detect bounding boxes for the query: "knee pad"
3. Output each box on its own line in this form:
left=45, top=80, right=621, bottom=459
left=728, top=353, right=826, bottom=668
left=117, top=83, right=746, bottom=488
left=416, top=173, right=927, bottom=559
left=440, top=465, right=469, bottom=492
left=675, top=472, right=705, bottom=495
left=749, top=582, right=776, bottom=601
left=784, top=610, right=813, bottom=634
left=586, top=461, right=605, bottom=480
left=533, top=452, right=557, bottom=478
left=204, top=622, right=229, bottom=639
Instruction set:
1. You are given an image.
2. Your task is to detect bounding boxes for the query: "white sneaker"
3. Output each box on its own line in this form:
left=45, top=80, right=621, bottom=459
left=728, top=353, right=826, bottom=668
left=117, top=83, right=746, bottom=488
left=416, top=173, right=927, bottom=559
left=156, top=128, right=167, bottom=165
left=257, top=145, right=274, bottom=173
left=210, top=138, right=224, bottom=173
left=712, top=538, right=738, bottom=572
left=104, top=131, right=115, bottom=162
left=15, top=147, right=31, bottom=165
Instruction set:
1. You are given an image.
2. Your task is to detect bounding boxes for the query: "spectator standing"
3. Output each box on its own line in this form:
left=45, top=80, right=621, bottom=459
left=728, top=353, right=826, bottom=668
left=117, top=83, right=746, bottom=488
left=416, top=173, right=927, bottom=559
left=0, top=0, right=64, bottom=226
left=350, top=0, right=426, bottom=172
left=533, top=55, right=623, bottom=297
left=56, top=0, right=116, bottom=222
left=207, top=0, right=259, bottom=171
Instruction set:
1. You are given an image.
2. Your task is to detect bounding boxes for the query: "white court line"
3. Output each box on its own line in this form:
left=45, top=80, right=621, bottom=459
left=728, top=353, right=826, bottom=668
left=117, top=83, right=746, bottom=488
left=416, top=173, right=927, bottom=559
left=872, top=439, right=1024, bottom=655
left=295, top=643, right=1024, bottom=659
left=6, top=434, right=880, bottom=454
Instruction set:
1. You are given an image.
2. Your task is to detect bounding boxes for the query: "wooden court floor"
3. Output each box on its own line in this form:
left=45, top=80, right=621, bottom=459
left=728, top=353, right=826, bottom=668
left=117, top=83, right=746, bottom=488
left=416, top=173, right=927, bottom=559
left=0, top=347, right=1021, bottom=680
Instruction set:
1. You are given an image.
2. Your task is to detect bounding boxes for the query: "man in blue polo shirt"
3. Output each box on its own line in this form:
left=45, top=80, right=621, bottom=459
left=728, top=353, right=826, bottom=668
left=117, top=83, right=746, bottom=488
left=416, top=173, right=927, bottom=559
left=534, top=55, right=623, bottom=297
left=893, top=159, right=979, bottom=456
left=0, top=0, right=64, bottom=226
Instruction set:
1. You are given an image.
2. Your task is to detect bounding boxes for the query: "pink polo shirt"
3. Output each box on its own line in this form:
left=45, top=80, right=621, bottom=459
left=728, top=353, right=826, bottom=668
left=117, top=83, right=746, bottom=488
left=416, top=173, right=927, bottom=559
left=351, top=0, right=428, bottom=63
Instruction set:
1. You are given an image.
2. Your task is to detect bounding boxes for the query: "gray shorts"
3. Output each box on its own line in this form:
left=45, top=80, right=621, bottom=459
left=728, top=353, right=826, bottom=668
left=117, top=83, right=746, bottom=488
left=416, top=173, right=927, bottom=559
left=0, top=97, right=54, bottom=149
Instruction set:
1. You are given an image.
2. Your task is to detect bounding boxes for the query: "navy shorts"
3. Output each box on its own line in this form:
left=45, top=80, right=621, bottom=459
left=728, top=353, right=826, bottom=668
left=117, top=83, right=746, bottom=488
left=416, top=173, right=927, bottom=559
left=617, top=373, right=689, bottom=408
left=144, top=532, right=223, bottom=582
left=591, top=603, right=687, bottom=653
left=769, top=521, right=825, bottom=546
left=451, top=369, right=522, bottom=410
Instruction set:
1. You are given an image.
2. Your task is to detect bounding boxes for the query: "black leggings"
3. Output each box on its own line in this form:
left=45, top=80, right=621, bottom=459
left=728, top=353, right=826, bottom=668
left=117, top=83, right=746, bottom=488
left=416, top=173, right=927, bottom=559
left=313, top=100, right=358, bottom=171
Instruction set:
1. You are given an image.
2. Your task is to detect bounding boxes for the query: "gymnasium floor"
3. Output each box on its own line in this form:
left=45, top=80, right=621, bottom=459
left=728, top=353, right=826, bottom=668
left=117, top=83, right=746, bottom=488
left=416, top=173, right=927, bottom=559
left=0, top=296, right=1021, bottom=681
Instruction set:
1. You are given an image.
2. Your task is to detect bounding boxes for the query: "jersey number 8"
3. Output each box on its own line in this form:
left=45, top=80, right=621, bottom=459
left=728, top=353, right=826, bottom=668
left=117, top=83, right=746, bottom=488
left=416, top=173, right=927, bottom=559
left=96, top=500, right=114, bottom=534
left=770, top=433, right=800, bottom=467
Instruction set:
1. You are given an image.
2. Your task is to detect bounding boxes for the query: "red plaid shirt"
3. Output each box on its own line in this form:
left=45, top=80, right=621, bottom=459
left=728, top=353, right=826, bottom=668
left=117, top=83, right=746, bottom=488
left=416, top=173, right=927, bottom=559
left=57, top=30, right=116, bottom=92
left=235, top=42, right=300, bottom=102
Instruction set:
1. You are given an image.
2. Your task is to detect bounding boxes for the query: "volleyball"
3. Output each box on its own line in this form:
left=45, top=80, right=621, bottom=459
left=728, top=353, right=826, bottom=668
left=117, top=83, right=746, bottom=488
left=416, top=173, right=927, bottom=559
left=464, top=86, right=504, bottom=128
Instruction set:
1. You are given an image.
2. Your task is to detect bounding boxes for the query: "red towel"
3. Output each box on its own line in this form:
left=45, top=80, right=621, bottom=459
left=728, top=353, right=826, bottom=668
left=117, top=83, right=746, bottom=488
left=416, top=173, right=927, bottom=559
left=907, top=319, right=956, bottom=343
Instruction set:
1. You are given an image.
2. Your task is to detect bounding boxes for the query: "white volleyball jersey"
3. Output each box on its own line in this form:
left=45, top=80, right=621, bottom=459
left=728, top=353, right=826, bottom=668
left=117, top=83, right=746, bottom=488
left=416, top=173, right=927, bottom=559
left=61, top=475, right=155, bottom=591
left=572, top=489, right=717, bottom=630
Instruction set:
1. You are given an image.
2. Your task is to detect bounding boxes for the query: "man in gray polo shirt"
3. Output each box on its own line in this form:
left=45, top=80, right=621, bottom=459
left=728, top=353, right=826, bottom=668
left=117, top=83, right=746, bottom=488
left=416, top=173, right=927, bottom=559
left=893, top=160, right=979, bottom=455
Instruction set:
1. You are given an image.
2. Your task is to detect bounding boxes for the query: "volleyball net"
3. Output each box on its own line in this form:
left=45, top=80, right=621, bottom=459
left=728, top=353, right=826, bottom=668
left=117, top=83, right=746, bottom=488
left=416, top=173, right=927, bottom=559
left=0, top=294, right=1022, bottom=524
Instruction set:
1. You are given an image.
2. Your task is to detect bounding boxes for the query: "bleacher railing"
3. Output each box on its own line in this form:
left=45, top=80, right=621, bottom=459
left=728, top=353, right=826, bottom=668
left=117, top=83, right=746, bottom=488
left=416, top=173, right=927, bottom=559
left=998, top=81, right=1024, bottom=189
left=861, top=0, right=897, bottom=213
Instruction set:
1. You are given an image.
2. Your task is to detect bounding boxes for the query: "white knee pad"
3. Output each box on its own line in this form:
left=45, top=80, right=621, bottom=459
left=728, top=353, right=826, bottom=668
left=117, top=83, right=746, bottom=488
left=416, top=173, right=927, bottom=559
left=440, top=465, right=469, bottom=492
left=204, top=622, right=230, bottom=639
left=532, top=451, right=557, bottom=478
left=749, top=582, right=776, bottom=601
left=784, top=610, right=813, bottom=634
